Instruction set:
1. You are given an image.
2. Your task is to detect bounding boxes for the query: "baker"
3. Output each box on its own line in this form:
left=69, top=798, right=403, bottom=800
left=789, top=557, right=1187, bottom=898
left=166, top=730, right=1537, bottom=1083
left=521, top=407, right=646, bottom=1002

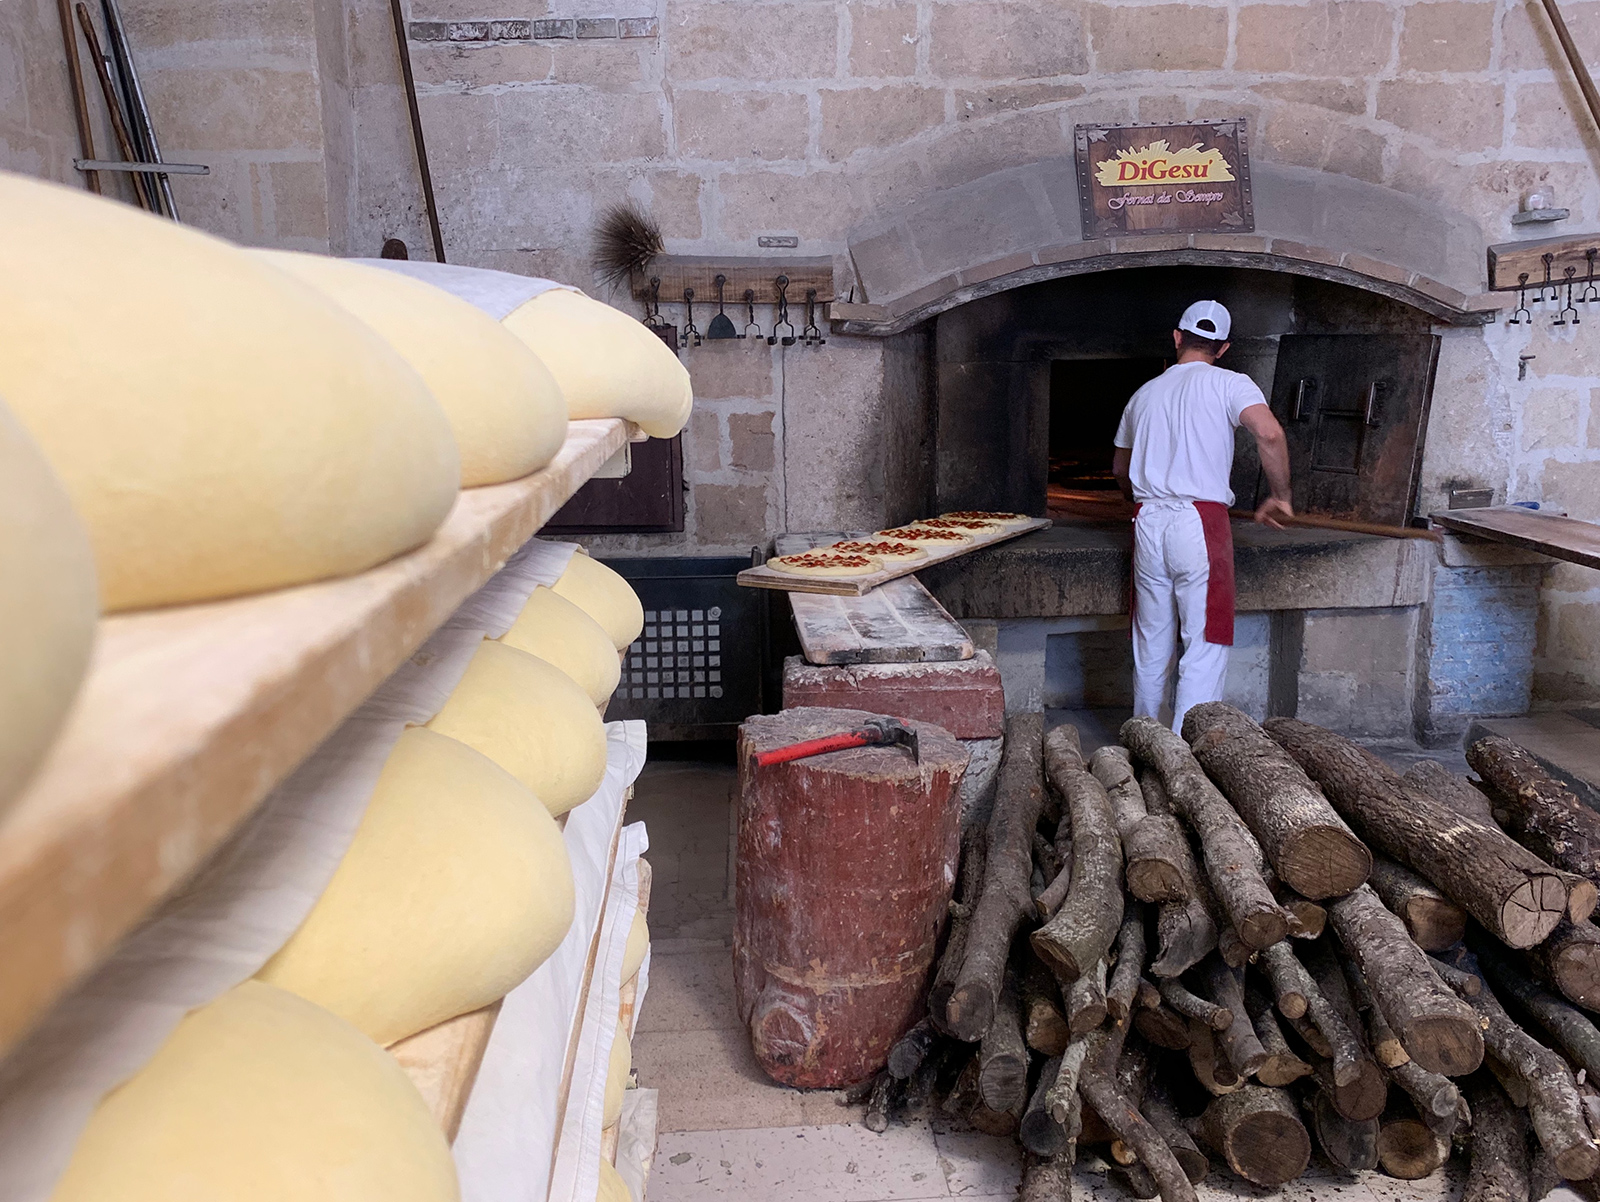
left=1111, top=300, right=1294, bottom=733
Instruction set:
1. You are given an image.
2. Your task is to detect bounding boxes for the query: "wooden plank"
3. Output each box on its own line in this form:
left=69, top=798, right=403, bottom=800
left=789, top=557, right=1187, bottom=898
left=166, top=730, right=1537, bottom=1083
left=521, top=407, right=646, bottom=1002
left=1431, top=507, right=1600, bottom=571
left=1487, top=232, right=1600, bottom=292
left=789, top=579, right=975, bottom=664
left=628, top=254, right=835, bottom=306
left=391, top=1000, right=504, bottom=1142
left=0, top=419, right=634, bottom=1058
left=738, top=518, right=1052, bottom=596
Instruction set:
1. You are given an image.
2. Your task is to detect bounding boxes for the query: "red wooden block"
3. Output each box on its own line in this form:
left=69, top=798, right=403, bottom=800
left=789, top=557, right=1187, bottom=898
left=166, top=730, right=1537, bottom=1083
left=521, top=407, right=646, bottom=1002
left=780, top=652, right=1005, bottom=740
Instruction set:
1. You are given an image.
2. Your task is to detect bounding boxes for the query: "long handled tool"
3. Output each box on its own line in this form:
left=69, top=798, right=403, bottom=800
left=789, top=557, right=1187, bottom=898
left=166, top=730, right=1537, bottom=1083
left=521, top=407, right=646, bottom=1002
left=75, top=3, right=150, bottom=210
left=57, top=0, right=100, bottom=194
left=1227, top=509, right=1442, bottom=544
left=101, top=0, right=175, bottom=218
left=755, top=716, right=920, bottom=767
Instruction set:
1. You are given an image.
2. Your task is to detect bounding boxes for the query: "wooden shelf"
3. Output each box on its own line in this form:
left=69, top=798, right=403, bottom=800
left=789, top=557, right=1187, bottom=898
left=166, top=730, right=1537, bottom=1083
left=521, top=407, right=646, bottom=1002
left=1432, top=506, right=1600, bottom=571
left=0, top=419, right=634, bottom=1058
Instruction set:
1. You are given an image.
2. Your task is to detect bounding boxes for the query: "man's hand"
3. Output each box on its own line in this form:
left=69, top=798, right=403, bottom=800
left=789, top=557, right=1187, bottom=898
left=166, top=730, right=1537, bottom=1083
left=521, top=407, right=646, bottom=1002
left=1255, top=496, right=1294, bottom=528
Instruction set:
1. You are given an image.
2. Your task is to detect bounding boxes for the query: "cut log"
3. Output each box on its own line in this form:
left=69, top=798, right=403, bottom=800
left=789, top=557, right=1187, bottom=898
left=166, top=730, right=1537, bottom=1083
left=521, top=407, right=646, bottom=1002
left=1114, top=1162, right=1158, bottom=1199
left=1023, top=954, right=1071, bottom=1056
left=1367, top=857, right=1467, bottom=952
left=1033, top=726, right=1124, bottom=982
left=1388, top=1059, right=1459, bottom=1121
left=1153, top=894, right=1218, bottom=979
left=902, top=1045, right=945, bottom=1113
left=1475, top=935, right=1600, bottom=1080
left=888, top=1017, right=938, bottom=1080
left=1124, top=717, right=1288, bottom=949
left=1403, top=758, right=1496, bottom=825
left=930, top=823, right=988, bottom=1033
left=1022, top=1054, right=1072, bottom=1156
left=1190, top=1084, right=1311, bottom=1186
left=1464, top=1078, right=1531, bottom=1202
left=1272, top=880, right=1327, bottom=939
left=1265, top=718, right=1568, bottom=949
left=1305, top=1086, right=1379, bottom=1173
left=1046, top=1036, right=1089, bottom=1136
left=1343, top=958, right=1408, bottom=1068
left=1285, top=1008, right=1334, bottom=1059
left=1078, top=1023, right=1199, bottom=1202
left=1095, top=744, right=1192, bottom=904
left=977, top=973, right=1030, bottom=1110
left=1134, top=1004, right=1193, bottom=1051
left=970, top=1098, right=1022, bottom=1137
left=1203, top=958, right=1268, bottom=1078
left=1107, top=905, right=1146, bottom=1022
left=1528, top=919, right=1600, bottom=1010
left=1092, top=744, right=1143, bottom=831
left=1184, top=702, right=1371, bottom=900
left=1066, top=959, right=1109, bottom=1037
left=1377, top=1098, right=1451, bottom=1179
left=1019, top=1152, right=1075, bottom=1202
left=1159, top=977, right=1231, bottom=1032
left=1329, top=884, right=1483, bottom=1075
left=1144, top=1084, right=1210, bottom=1183
left=1530, top=1149, right=1560, bottom=1202
left=1034, top=831, right=1065, bottom=885
left=946, top=713, right=1047, bottom=1040
left=864, top=1071, right=898, bottom=1132
left=1244, top=991, right=1313, bottom=1086
left=1036, top=863, right=1072, bottom=920
left=1258, top=941, right=1309, bottom=1019
left=1441, top=958, right=1600, bottom=1181
left=1470, top=735, right=1600, bottom=922
left=1300, top=941, right=1389, bottom=1118
left=1188, top=1018, right=1240, bottom=1095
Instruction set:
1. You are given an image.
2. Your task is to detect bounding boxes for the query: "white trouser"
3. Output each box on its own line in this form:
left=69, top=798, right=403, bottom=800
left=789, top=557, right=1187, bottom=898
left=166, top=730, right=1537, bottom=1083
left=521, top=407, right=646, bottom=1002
left=1132, top=500, right=1230, bottom=733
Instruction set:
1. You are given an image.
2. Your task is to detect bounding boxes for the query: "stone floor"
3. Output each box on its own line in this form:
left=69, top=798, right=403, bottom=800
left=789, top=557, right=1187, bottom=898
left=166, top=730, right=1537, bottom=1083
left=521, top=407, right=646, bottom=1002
left=623, top=744, right=1490, bottom=1202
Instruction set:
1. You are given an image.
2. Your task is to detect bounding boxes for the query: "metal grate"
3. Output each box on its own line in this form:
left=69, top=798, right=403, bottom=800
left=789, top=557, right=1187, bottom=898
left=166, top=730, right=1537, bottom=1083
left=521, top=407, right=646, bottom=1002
left=624, top=607, right=724, bottom=701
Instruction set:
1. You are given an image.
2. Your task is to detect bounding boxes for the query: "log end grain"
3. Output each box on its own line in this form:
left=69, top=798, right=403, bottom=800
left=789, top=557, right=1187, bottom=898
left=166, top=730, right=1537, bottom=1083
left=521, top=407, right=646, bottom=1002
left=1403, top=895, right=1468, bottom=953
left=1376, top=1117, right=1449, bottom=1180
left=1126, top=859, right=1188, bottom=905
left=1335, top=1060, right=1390, bottom=1123
left=1571, top=880, right=1600, bottom=926
left=945, top=986, right=996, bottom=1043
left=1502, top=875, right=1569, bottom=950
left=1203, top=1088, right=1312, bottom=1187
left=1280, top=826, right=1374, bottom=903
left=1405, top=1014, right=1485, bottom=1077
left=1237, top=908, right=1289, bottom=952
left=1555, top=1142, right=1600, bottom=1183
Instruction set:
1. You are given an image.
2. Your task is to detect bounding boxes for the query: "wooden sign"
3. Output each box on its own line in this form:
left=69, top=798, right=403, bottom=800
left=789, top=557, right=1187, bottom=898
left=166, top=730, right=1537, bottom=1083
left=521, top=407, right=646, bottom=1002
left=1074, top=120, right=1254, bottom=240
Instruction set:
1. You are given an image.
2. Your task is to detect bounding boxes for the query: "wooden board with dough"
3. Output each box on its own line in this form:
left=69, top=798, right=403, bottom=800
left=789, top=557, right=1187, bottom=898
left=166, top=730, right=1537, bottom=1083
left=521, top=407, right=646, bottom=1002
left=738, top=517, right=1051, bottom=596
left=774, top=533, right=974, bottom=664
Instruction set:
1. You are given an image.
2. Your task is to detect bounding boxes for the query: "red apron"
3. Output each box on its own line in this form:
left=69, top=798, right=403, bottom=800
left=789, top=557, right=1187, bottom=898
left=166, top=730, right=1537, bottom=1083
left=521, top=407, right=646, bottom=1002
left=1130, top=500, right=1236, bottom=646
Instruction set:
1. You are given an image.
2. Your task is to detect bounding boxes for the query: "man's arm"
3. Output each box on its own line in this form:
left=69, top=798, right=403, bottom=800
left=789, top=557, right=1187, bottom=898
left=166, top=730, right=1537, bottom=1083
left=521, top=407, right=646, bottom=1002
left=1112, top=446, right=1134, bottom=503
left=1238, top=403, right=1293, bottom=527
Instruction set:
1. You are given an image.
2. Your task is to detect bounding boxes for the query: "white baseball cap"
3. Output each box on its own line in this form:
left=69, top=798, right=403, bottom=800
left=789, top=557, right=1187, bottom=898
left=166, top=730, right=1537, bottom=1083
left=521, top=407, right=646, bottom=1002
left=1178, top=300, right=1231, bottom=341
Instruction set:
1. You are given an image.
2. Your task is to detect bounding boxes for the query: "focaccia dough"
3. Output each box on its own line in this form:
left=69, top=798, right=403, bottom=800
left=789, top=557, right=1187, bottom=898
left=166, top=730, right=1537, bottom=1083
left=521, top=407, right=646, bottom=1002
left=767, top=552, right=879, bottom=577
left=598, top=1157, right=630, bottom=1202
left=828, top=540, right=928, bottom=564
left=621, top=907, right=649, bottom=984
left=603, top=1019, right=632, bottom=1127
left=872, top=526, right=974, bottom=548
left=502, top=289, right=692, bottom=439
left=941, top=510, right=1032, bottom=527
left=426, top=640, right=608, bottom=815
left=0, top=172, right=459, bottom=611
left=252, top=251, right=567, bottom=486
left=552, top=552, right=644, bottom=651
left=49, top=981, right=458, bottom=1202
left=257, top=727, right=575, bottom=1045
left=500, top=586, right=622, bottom=708
left=0, top=401, right=96, bottom=815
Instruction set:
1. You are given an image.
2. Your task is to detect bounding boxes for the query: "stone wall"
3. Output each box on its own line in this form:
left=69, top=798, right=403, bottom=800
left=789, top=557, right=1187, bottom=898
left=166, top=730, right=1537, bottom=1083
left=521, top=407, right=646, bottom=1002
left=3, top=0, right=1600, bottom=705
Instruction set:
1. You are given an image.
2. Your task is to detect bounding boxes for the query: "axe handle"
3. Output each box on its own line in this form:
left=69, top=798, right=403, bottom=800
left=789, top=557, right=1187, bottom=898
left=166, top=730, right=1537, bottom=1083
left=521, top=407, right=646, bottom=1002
left=755, top=732, right=872, bottom=767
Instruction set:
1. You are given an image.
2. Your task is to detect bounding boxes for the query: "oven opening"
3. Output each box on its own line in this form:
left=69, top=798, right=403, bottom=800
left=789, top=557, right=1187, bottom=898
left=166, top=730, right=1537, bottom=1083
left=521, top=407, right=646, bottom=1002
left=1048, top=356, right=1166, bottom=518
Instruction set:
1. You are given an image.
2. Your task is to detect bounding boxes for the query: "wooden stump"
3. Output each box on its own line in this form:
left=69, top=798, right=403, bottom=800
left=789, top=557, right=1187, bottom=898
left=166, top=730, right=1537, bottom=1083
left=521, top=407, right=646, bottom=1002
left=1184, top=702, right=1370, bottom=900
left=1367, top=857, right=1467, bottom=952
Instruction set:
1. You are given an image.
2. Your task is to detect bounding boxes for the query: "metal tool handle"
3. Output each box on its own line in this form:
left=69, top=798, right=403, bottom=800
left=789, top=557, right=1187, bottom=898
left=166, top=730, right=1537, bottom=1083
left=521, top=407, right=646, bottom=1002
left=755, top=732, right=869, bottom=766
left=1291, top=379, right=1313, bottom=421
left=1363, top=381, right=1383, bottom=426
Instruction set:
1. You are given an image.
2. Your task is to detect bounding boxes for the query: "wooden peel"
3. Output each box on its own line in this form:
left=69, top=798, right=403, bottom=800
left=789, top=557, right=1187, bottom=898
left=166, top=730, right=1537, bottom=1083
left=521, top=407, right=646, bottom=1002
left=1228, top=509, right=1442, bottom=543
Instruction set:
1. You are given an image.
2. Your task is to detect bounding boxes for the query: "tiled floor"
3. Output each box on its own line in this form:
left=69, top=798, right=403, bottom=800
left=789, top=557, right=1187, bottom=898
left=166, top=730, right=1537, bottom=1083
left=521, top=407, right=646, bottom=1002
left=626, top=748, right=1474, bottom=1202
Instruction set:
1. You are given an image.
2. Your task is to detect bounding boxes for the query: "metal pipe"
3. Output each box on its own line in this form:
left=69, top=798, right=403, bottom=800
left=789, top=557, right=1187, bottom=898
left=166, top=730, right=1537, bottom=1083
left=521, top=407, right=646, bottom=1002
left=75, top=159, right=208, bottom=174
left=1539, top=0, right=1600, bottom=139
left=75, top=3, right=151, bottom=210
left=101, top=0, right=177, bottom=219
left=387, top=0, right=446, bottom=262
left=56, top=0, right=101, bottom=194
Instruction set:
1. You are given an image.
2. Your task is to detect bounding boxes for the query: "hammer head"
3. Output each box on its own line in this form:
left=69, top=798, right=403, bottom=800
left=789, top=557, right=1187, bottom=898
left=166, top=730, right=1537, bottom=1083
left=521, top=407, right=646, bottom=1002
left=862, top=716, right=920, bottom=763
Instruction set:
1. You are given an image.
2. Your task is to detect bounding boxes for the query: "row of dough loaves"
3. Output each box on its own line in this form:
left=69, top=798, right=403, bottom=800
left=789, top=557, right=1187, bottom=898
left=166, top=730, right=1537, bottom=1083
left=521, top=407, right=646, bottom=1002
left=0, top=170, right=685, bottom=817
left=48, top=553, right=647, bottom=1199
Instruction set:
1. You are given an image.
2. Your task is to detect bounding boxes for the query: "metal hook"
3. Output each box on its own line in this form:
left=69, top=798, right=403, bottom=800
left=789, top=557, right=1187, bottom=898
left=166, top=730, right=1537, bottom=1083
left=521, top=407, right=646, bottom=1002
left=1510, top=272, right=1532, bottom=325
left=742, top=288, right=761, bottom=339
left=767, top=274, right=795, bottom=347
left=1583, top=249, right=1599, bottom=304
left=1539, top=252, right=1555, bottom=303
left=1558, top=266, right=1580, bottom=326
left=644, top=276, right=667, bottom=329
left=682, top=287, right=702, bottom=347
left=801, top=288, right=826, bottom=346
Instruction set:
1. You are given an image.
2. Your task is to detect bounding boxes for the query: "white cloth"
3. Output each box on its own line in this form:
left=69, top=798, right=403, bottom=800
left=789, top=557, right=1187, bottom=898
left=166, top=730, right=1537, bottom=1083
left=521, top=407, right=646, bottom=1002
left=1113, top=360, right=1265, bottom=506
left=358, top=260, right=581, bottom=321
left=1132, top=501, right=1229, bottom=733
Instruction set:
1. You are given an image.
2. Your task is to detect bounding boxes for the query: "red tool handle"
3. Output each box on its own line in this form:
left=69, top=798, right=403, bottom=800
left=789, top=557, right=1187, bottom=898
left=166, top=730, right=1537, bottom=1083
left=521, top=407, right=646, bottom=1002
left=755, top=732, right=871, bottom=766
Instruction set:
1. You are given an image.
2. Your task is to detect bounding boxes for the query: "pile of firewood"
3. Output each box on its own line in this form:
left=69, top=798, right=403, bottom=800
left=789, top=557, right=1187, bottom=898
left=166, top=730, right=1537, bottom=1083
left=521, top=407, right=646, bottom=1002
left=857, top=703, right=1600, bottom=1202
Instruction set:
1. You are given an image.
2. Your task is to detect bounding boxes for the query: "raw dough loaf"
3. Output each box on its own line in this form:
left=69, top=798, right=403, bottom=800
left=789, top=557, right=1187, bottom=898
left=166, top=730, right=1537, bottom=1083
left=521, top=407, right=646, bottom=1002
left=49, top=980, right=458, bottom=1202
left=252, top=250, right=567, bottom=486
left=552, top=552, right=645, bottom=650
left=621, top=907, right=649, bottom=983
left=257, top=727, right=574, bottom=1044
left=603, top=1019, right=632, bottom=1126
left=598, top=1157, right=630, bottom=1202
left=0, top=402, right=97, bottom=815
left=0, top=172, right=459, bottom=611
left=501, top=586, right=621, bottom=708
left=426, top=640, right=608, bottom=816
left=502, top=289, right=692, bottom=439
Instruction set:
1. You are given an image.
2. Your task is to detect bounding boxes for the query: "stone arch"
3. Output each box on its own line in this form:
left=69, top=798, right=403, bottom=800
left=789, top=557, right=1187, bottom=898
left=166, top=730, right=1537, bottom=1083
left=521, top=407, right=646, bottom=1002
left=836, top=158, right=1495, bottom=334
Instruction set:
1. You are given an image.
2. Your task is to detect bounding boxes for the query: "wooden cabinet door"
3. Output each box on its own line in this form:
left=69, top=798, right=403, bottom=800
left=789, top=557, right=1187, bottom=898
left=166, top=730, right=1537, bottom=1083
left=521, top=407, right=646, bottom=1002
left=1260, top=333, right=1440, bottom=526
left=544, top=434, right=685, bottom=533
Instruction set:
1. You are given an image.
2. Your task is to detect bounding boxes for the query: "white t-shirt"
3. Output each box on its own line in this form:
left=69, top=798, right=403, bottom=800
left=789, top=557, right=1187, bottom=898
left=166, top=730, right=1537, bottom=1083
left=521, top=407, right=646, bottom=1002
left=1113, top=360, right=1267, bottom=506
